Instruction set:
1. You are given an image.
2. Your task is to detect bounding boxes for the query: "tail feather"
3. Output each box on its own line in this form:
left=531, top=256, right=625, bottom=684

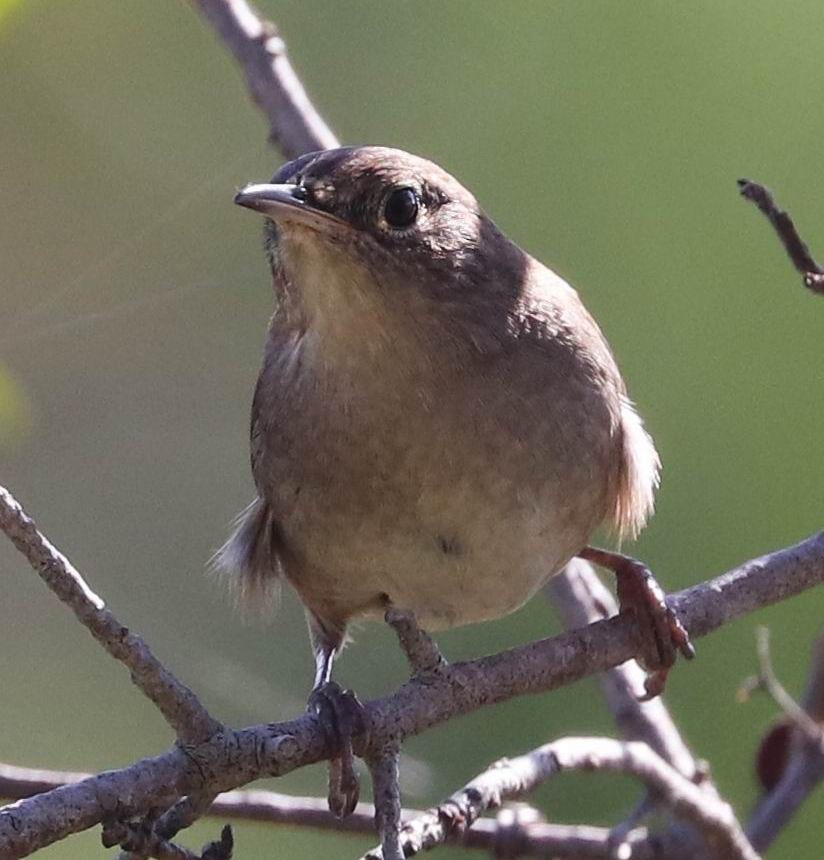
left=211, top=496, right=283, bottom=615
left=609, top=397, right=661, bottom=541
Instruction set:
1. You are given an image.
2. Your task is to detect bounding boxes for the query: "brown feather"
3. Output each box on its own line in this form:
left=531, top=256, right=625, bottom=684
left=211, top=496, right=283, bottom=616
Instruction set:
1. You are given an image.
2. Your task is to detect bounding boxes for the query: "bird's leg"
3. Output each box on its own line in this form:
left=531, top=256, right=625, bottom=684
left=306, top=617, right=366, bottom=818
left=384, top=606, right=446, bottom=677
left=577, top=546, right=695, bottom=699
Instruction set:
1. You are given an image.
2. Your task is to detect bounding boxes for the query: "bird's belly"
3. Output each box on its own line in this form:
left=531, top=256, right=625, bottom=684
left=260, top=335, right=616, bottom=631
left=273, top=456, right=598, bottom=630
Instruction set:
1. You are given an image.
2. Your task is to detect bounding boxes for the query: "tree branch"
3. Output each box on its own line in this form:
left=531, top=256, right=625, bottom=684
left=0, top=762, right=675, bottom=858
left=744, top=627, right=824, bottom=852
left=738, top=179, right=824, bottom=294
left=0, top=487, right=220, bottom=744
left=190, top=0, right=339, bottom=159
left=365, top=745, right=403, bottom=860
left=102, top=817, right=232, bottom=860
left=2, top=478, right=823, bottom=855
left=360, top=737, right=758, bottom=860
left=0, top=761, right=752, bottom=860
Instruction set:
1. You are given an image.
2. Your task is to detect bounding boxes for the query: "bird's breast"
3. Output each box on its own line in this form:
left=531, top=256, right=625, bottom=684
left=254, top=314, right=618, bottom=630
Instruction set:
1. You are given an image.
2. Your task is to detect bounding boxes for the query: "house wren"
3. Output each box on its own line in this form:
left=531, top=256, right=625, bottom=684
left=220, top=146, right=693, bottom=813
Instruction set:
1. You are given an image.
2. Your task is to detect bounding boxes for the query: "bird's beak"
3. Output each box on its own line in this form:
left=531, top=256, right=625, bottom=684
left=234, top=183, right=344, bottom=232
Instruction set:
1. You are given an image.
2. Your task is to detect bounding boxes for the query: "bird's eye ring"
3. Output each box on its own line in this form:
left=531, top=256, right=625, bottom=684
left=383, top=187, right=419, bottom=230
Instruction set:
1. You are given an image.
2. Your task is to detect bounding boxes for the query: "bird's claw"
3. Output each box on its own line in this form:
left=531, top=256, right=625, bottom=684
left=612, top=556, right=694, bottom=699
left=308, top=681, right=366, bottom=817
left=579, top=546, right=694, bottom=700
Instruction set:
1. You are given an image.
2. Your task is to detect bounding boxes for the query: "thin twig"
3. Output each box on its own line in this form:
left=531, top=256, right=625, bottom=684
left=606, top=793, right=659, bottom=859
left=156, top=792, right=221, bottom=842
left=191, top=0, right=339, bottom=159
left=360, top=737, right=758, bottom=860
left=801, top=627, right=824, bottom=721
left=738, top=179, right=824, bottom=293
left=115, top=790, right=223, bottom=860
left=0, top=486, right=220, bottom=744
left=103, top=818, right=232, bottom=860
left=743, top=627, right=824, bottom=852
left=0, top=762, right=727, bottom=859
left=749, top=627, right=821, bottom=740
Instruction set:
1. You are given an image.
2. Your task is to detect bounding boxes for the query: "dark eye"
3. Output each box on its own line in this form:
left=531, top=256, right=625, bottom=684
left=384, top=187, right=419, bottom=229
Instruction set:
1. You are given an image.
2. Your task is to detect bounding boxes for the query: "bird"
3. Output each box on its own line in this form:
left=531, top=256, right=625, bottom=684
left=219, top=145, right=692, bottom=814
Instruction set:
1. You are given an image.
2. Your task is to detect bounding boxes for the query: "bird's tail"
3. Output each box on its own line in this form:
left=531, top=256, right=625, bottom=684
left=210, top=496, right=282, bottom=617
left=609, top=397, right=661, bottom=541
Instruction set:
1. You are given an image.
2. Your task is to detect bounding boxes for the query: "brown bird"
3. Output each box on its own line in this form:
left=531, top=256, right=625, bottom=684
left=220, top=146, right=692, bottom=813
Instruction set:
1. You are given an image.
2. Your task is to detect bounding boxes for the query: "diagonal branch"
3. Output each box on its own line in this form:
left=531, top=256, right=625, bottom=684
left=0, top=763, right=693, bottom=858
left=2, top=477, right=824, bottom=857
left=190, top=0, right=339, bottom=159
left=0, top=487, right=220, bottom=744
left=360, top=737, right=759, bottom=860
left=738, top=179, right=824, bottom=294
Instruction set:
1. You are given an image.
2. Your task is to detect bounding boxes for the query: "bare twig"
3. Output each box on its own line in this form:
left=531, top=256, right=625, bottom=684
left=605, top=793, right=659, bottom=859
left=738, top=179, right=824, bottom=293
left=802, top=627, right=824, bottom=721
left=103, top=817, right=232, bottom=860
left=113, top=790, right=223, bottom=860
left=743, top=628, right=824, bottom=852
left=361, top=737, right=758, bottom=860
left=0, top=762, right=725, bottom=859
left=0, top=486, right=220, bottom=744
left=154, top=792, right=221, bottom=842
left=191, top=0, right=338, bottom=159
left=385, top=608, right=446, bottom=676
left=739, top=627, right=822, bottom=741
left=366, top=745, right=403, bottom=860
left=2, top=504, right=824, bottom=856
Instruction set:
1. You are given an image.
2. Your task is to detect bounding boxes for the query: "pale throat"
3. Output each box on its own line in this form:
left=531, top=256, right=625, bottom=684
left=277, top=226, right=441, bottom=381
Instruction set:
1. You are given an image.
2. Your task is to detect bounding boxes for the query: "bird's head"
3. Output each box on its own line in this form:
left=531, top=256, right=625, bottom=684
left=235, top=147, right=526, bottom=329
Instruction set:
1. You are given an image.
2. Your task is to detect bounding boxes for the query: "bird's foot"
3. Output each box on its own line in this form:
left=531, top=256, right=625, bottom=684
left=578, top=546, right=695, bottom=700
left=308, top=681, right=367, bottom=817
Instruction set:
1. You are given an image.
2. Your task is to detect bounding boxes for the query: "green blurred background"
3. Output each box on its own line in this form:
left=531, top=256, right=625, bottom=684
left=2, top=1, right=823, bottom=856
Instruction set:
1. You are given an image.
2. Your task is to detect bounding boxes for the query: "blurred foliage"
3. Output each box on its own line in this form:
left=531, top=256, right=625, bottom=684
left=1, top=1, right=823, bottom=858
left=0, top=0, right=21, bottom=25
left=0, top=364, right=30, bottom=449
